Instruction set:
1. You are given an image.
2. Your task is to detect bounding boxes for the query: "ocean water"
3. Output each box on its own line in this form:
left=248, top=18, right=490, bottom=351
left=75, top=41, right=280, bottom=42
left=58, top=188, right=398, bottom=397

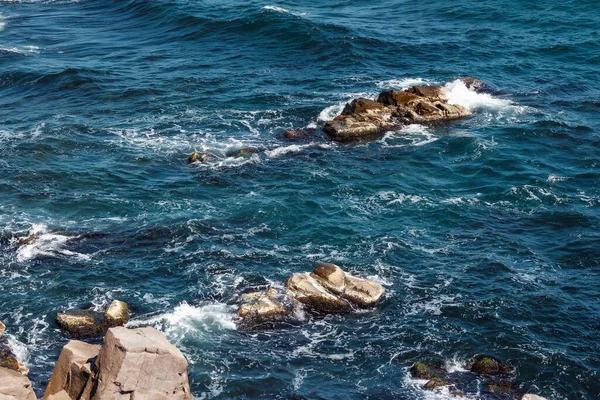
left=1, top=0, right=599, bottom=398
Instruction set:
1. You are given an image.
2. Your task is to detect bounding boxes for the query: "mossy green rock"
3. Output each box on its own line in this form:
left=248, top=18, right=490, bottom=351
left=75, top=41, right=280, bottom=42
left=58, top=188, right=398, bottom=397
left=469, top=355, right=510, bottom=375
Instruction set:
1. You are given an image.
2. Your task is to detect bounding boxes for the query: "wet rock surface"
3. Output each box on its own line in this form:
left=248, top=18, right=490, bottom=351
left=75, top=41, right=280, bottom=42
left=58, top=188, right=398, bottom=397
left=187, top=151, right=215, bottom=164
left=324, top=82, right=476, bottom=142
left=56, top=300, right=130, bottom=338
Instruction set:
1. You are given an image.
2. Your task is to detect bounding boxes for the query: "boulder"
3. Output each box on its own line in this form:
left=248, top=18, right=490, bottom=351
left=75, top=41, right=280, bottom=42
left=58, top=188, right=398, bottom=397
left=0, top=367, right=36, bottom=400
left=324, top=82, right=475, bottom=142
left=103, top=300, right=129, bottom=328
left=409, top=362, right=443, bottom=380
left=187, top=152, right=215, bottom=164
left=237, top=288, right=297, bottom=329
left=92, top=327, right=192, bottom=400
left=468, top=355, right=511, bottom=375
left=228, top=147, right=259, bottom=158
left=522, top=395, right=547, bottom=400
left=462, top=77, right=484, bottom=91
left=43, top=340, right=99, bottom=400
left=343, top=273, right=385, bottom=307
left=0, top=341, right=28, bottom=375
left=310, top=263, right=346, bottom=295
left=282, top=129, right=309, bottom=141
left=56, top=310, right=104, bottom=338
left=285, top=273, right=352, bottom=313
left=0, top=321, right=5, bottom=338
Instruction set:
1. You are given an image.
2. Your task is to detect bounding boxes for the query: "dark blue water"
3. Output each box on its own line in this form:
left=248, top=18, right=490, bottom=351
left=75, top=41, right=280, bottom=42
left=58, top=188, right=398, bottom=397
left=1, top=0, right=599, bottom=398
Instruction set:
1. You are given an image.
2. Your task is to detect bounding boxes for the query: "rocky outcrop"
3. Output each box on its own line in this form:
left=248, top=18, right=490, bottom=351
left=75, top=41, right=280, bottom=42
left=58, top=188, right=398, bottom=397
left=56, top=300, right=131, bottom=338
left=237, top=263, right=385, bottom=329
left=0, top=323, right=29, bottom=375
left=187, top=151, right=215, bottom=164
left=237, top=288, right=298, bottom=329
left=93, top=327, right=192, bottom=400
left=43, top=341, right=99, bottom=400
left=324, top=81, right=476, bottom=142
left=468, top=355, right=511, bottom=375
left=0, top=368, right=37, bottom=400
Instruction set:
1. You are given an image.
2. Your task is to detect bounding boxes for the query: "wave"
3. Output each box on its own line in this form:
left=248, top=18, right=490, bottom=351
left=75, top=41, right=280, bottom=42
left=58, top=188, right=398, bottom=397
left=14, top=223, right=91, bottom=262
left=262, top=5, right=307, bottom=17
left=445, top=79, right=524, bottom=114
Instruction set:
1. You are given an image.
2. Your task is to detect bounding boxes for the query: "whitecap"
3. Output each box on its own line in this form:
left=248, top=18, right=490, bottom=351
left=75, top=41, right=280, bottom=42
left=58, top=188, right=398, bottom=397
left=445, top=79, right=523, bottom=114
left=376, top=77, right=432, bottom=90
left=15, top=224, right=90, bottom=262
left=262, top=5, right=307, bottom=16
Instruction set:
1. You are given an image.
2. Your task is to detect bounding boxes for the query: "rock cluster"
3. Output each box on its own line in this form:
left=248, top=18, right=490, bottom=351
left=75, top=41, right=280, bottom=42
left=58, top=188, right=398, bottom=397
left=409, top=356, right=547, bottom=399
left=236, top=263, right=385, bottom=329
left=0, top=321, right=36, bottom=400
left=324, top=82, right=474, bottom=142
left=44, top=326, right=193, bottom=400
left=56, top=300, right=130, bottom=338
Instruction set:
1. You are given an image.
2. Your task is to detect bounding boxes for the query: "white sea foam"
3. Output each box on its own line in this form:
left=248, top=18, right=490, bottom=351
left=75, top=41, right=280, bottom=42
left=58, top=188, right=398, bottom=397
left=376, top=77, right=432, bottom=90
left=317, top=102, right=346, bottom=123
left=547, top=174, right=567, bottom=183
left=263, top=5, right=307, bottom=16
left=137, top=302, right=237, bottom=343
left=445, top=79, right=518, bottom=113
left=0, top=14, right=6, bottom=31
left=15, top=223, right=90, bottom=262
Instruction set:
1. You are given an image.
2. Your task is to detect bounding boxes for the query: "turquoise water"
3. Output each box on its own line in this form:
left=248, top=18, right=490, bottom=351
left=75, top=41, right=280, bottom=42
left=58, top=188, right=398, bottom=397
left=0, top=0, right=599, bottom=398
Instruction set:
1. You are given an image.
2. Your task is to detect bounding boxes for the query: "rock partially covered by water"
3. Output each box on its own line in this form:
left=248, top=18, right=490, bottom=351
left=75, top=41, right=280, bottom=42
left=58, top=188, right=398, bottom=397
left=56, top=310, right=105, bottom=338
left=285, top=263, right=385, bottom=313
left=187, top=151, right=215, bottom=164
left=522, top=394, right=548, bottom=400
left=409, top=362, right=450, bottom=390
left=468, top=355, right=511, bottom=375
left=462, top=76, right=484, bottom=91
left=0, top=367, right=37, bottom=400
left=324, top=83, right=475, bottom=142
left=56, top=300, right=130, bottom=338
left=0, top=325, right=29, bottom=376
left=237, top=288, right=298, bottom=330
left=93, top=327, right=192, bottom=400
left=227, top=147, right=259, bottom=158
left=282, top=129, right=309, bottom=141
left=43, top=340, right=99, bottom=400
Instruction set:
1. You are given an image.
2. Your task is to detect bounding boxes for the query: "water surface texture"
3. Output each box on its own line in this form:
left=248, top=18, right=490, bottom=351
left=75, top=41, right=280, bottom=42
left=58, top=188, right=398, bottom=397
left=1, top=0, right=599, bottom=399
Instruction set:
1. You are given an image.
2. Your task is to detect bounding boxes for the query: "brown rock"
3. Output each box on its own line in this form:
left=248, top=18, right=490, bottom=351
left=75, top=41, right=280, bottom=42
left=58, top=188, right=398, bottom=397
left=343, top=273, right=385, bottom=307
left=310, top=263, right=346, bottom=295
left=376, top=90, right=420, bottom=107
left=92, top=327, right=192, bottom=400
left=103, top=300, right=129, bottom=328
left=43, top=340, right=100, bottom=400
left=285, top=273, right=351, bottom=313
left=0, top=367, right=36, bottom=400
left=462, top=77, right=484, bottom=91
left=56, top=310, right=104, bottom=338
left=47, top=391, right=71, bottom=400
left=0, top=342, right=22, bottom=374
left=407, top=85, right=449, bottom=102
left=187, top=152, right=215, bottom=164
left=229, top=147, right=259, bottom=158
left=282, top=129, right=308, bottom=140
left=0, top=321, right=5, bottom=338
left=424, top=377, right=450, bottom=389
left=323, top=109, right=399, bottom=142
left=522, top=395, right=547, bottom=400
left=342, top=98, right=386, bottom=115
left=17, top=235, right=39, bottom=246
left=237, top=288, right=297, bottom=329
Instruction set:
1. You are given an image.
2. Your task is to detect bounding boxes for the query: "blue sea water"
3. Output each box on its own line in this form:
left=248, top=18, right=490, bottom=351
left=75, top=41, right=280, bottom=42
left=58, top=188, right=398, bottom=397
left=1, top=0, right=599, bottom=398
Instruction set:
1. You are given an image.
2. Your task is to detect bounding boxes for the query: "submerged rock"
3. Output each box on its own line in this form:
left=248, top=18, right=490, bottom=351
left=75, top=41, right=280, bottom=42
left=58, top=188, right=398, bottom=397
left=187, top=151, right=215, bottom=164
left=43, top=340, right=99, bottom=400
left=237, top=287, right=298, bottom=329
left=93, top=327, right=192, bottom=399
left=228, top=147, right=259, bottom=158
left=424, top=377, right=450, bottom=389
left=324, top=82, right=475, bottom=142
left=0, top=367, right=37, bottom=400
left=282, top=129, right=309, bottom=141
left=468, top=355, right=511, bottom=375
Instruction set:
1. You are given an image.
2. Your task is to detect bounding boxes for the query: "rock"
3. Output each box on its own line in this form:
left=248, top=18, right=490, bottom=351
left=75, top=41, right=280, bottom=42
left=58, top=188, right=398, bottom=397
left=282, top=129, right=309, bottom=141
left=47, top=391, right=71, bottom=400
left=343, top=273, right=385, bottom=307
left=17, top=235, right=39, bottom=246
left=93, top=327, right=192, bottom=400
left=187, top=152, right=215, bottom=164
left=462, top=77, right=484, bottom=91
left=228, top=147, right=259, bottom=158
left=0, top=367, right=37, bottom=400
left=237, top=288, right=297, bottom=329
left=103, top=300, right=129, bottom=328
left=409, top=362, right=443, bottom=380
left=424, top=377, right=450, bottom=389
left=56, top=310, right=105, bottom=338
left=324, top=82, right=475, bottom=141
left=468, top=355, right=511, bottom=375
left=285, top=273, right=352, bottom=313
left=0, top=341, right=28, bottom=375
left=43, top=340, right=100, bottom=400
left=0, top=321, right=5, bottom=338
left=522, top=395, right=547, bottom=400
left=310, top=263, right=346, bottom=294
left=484, top=379, right=519, bottom=397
